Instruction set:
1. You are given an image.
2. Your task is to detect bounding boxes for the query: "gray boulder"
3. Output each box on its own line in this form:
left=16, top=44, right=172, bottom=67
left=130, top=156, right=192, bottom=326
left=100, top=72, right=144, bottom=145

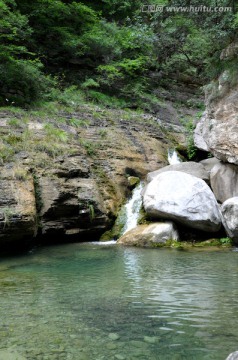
left=117, top=222, right=179, bottom=247
left=200, top=157, right=220, bottom=174
left=225, top=351, right=238, bottom=360
left=194, top=114, right=209, bottom=152
left=221, top=197, right=238, bottom=242
left=210, top=162, right=238, bottom=203
left=143, top=171, right=221, bottom=232
left=147, top=162, right=209, bottom=184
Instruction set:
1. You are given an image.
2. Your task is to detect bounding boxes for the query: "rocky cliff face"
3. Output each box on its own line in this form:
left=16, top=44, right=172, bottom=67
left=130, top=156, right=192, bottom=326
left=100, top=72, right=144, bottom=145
left=0, top=106, right=185, bottom=249
left=194, top=42, right=238, bottom=165
left=0, top=166, right=37, bottom=250
left=192, top=42, right=238, bottom=242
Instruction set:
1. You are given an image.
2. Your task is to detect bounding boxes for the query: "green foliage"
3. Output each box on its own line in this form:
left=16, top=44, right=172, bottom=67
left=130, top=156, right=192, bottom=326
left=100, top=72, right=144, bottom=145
left=0, top=59, right=53, bottom=105
left=2, top=207, right=15, bottom=229
left=81, top=78, right=99, bottom=89
left=0, top=0, right=31, bottom=58
left=5, top=133, right=22, bottom=146
left=32, top=173, right=43, bottom=213
left=68, top=118, right=90, bottom=128
left=0, top=143, right=15, bottom=164
left=98, top=129, right=107, bottom=139
left=44, top=123, right=68, bottom=142
left=8, top=118, right=21, bottom=128
left=80, top=139, right=97, bottom=157
left=86, top=90, right=128, bottom=108
left=56, top=86, right=85, bottom=108
left=88, top=204, right=95, bottom=223
left=0, top=0, right=237, bottom=107
left=180, top=117, right=197, bottom=160
left=234, top=13, right=238, bottom=27
left=13, top=167, right=28, bottom=181
left=219, top=237, right=232, bottom=246
left=0, top=0, right=55, bottom=105
left=15, top=0, right=98, bottom=66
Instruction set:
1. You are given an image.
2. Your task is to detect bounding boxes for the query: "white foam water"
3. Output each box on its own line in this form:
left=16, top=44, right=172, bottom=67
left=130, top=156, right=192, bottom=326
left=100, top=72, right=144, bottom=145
left=168, top=149, right=182, bottom=165
left=122, top=182, right=143, bottom=235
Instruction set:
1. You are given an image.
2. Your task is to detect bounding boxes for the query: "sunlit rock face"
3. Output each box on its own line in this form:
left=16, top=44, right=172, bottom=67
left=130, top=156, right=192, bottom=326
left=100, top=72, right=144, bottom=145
left=143, top=171, right=221, bottom=232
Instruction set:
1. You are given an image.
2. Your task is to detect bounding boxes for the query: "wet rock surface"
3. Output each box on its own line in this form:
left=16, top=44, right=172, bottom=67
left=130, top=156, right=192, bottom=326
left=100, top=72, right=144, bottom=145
left=117, top=222, right=179, bottom=247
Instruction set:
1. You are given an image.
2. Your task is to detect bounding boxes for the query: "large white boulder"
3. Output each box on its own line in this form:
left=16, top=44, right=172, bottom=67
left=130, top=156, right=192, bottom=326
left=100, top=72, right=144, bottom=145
left=117, top=222, right=179, bottom=247
left=221, top=197, right=238, bottom=242
left=143, top=171, right=221, bottom=232
left=147, top=162, right=209, bottom=184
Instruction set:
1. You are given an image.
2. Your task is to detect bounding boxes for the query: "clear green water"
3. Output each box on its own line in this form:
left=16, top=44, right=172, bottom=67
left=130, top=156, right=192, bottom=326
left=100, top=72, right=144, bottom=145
left=0, top=243, right=238, bottom=360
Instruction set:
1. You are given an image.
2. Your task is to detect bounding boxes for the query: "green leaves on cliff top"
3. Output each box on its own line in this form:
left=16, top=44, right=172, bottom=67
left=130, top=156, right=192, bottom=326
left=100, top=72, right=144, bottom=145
left=0, top=0, right=237, bottom=107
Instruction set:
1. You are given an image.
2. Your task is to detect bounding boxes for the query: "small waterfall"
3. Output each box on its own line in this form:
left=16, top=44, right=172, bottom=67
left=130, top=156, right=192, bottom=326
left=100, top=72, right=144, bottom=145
left=168, top=148, right=182, bottom=165
left=122, top=182, right=143, bottom=235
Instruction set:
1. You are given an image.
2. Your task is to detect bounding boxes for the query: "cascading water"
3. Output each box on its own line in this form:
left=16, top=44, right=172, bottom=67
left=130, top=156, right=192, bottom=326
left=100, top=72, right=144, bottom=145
left=122, top=182, right=143, bottom=235
left=168, top=148, right=182, bottom=165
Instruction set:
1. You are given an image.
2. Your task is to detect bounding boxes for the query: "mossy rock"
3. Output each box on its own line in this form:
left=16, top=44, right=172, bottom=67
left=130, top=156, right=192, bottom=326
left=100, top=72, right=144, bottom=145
left=127, top=176, right=140, bottom=188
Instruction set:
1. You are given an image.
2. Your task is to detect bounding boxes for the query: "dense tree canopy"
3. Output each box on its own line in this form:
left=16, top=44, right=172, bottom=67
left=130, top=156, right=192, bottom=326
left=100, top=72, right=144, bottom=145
left=0, top=0, right=237, bottom=106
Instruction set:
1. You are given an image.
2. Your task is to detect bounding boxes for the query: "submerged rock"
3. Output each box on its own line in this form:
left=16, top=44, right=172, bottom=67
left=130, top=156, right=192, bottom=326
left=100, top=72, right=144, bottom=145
left=143, top=336, right=158, bottom=344
left=117, top=222, right=179, bottom=247
left=108, top=333, right=120, bottom=341
left=0, top=350, right=27, bottom=360
left=143, top=171, right=221, bottom=232
left=221, top=197, right=238, bottom=243
left=210, top=162, right=238, bottom=204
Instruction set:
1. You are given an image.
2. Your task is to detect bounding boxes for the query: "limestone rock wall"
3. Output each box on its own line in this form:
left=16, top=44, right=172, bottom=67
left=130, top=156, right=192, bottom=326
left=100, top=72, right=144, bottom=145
left=194, top=42, right=238, bottom=165
left=0, top=166, right=37, bottom=249
left=0, top=107, right=181, bottom=249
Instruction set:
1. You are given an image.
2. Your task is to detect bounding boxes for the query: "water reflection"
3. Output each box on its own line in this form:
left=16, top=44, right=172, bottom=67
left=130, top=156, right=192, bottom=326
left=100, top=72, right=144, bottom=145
left=0, top=245, right=237, bottom=359
left=122, top=247, right=238, bottom=358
